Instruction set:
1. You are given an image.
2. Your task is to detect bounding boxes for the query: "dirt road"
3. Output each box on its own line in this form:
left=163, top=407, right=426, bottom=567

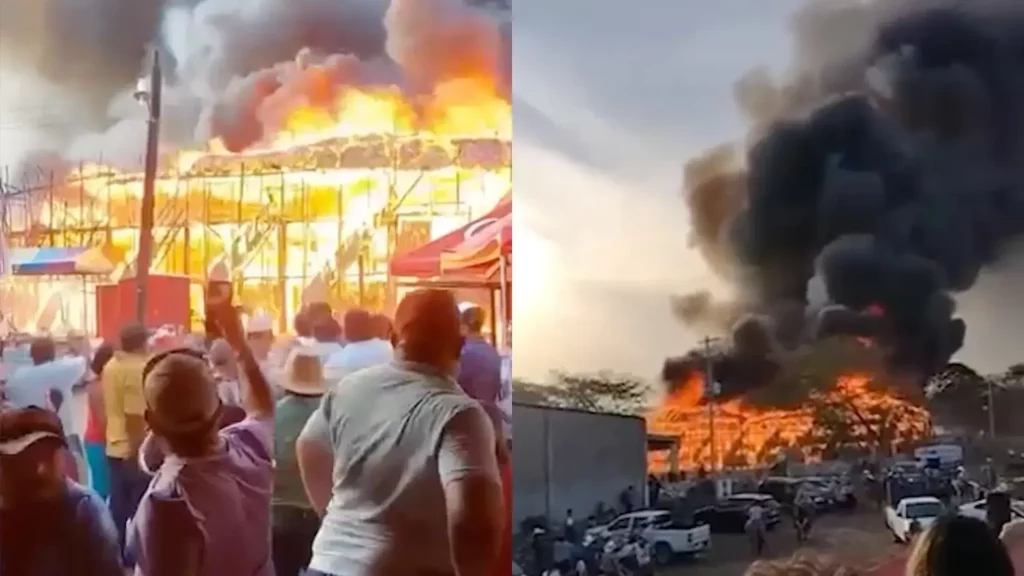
left=660, top=508, right=904, bottom=576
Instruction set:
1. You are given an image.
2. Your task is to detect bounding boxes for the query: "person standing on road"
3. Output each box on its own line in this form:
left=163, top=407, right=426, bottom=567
left=564, top=508, right=577, bottom=543
left=745, top=500, right=767, bottom=557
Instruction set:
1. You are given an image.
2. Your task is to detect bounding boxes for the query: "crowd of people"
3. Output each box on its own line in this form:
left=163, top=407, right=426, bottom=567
left=0, top=288, right=511, bottom=576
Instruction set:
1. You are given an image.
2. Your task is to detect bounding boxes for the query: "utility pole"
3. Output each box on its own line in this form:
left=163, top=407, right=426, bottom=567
left=702, top=336, right=719, bottom=474
left=987, top=376, right=997, bottom=441
left=135, top=50, right=163, bottom=323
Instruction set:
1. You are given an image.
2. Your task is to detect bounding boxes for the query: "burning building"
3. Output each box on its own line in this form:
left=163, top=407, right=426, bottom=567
left=647, top=370, right=931, bottom=473
left=0, top=0, right=510, bottom=335
left=651, top=1, right=1024, bottom=469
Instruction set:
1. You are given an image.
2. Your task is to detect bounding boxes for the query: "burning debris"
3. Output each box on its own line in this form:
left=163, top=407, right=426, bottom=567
left=676, top=0, right=1024, bottom=386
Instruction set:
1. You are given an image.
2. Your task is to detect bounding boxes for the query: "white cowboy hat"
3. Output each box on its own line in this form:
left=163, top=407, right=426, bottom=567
left=282, top=346, right=326, bottom=396
left=246, top=314, right=274, bottom=334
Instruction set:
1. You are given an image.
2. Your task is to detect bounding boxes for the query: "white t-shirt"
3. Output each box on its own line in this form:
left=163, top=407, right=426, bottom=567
left=302, top=361, right=499, bottom=575
left=747, top=504, right=764, bottom=522
left=3, top=356, right=88, bottom=436
left=312, top=341, right=345, bottom=365
left=322, top=339, right=394, bottom=384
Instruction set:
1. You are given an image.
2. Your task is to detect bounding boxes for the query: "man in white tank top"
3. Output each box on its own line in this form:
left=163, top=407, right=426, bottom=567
left=297, top=289, right=504, bottom=576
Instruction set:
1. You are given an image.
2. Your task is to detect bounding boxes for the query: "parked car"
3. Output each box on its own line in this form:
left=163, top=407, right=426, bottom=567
left=583, top=510, right=711, bottom=565
left=801, top=476, right=839, bottom=511
left=885, top=496, right=944, bottom=543
left=958, top=498, right=1024, bottom=524
left=759, top=476, right=804, bottom=508
left=695, top=493, right=782, bottom=533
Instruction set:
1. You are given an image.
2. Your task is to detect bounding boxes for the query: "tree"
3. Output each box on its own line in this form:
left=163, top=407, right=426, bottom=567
left=511, top=371, right=649, bottom=415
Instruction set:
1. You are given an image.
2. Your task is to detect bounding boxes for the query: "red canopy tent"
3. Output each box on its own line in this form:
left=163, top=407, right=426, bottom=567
left=439, top=211, right=511, bottom=278
left=390, top=196, right=511, bottom=281
left=389, top=196, right=512, bottom=348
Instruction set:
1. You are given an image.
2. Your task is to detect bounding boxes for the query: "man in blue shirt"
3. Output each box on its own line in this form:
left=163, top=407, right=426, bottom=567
left=458, top=304, right=503, bottom=430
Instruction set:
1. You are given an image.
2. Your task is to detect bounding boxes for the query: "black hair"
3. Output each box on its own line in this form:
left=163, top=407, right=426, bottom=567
left=460, top=306, right=486, bottom=334
left=90, top=342, right=115, bottom=376
left=293, top=311, right=312, bottom=338
left=119, top=323, right=148, bottom=353
left=907, top=514, right=1013, bottom=576
left=29, top=337, right=56, bottom=365
left=312, top=318, right=342, bottom=343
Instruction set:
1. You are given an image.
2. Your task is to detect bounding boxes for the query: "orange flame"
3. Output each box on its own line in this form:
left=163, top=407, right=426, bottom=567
left=73, top=62, right=510, bottom=179
left=646, top=372, right=930, bottom=472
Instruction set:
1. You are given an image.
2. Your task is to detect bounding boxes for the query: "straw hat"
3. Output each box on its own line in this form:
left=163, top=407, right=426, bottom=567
left=282, top=346, right=326, bottom=396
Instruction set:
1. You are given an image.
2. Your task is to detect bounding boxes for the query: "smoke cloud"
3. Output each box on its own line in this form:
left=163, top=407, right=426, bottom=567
left=675, top=0, right=1024, bottom=392
left=0, top=0, right=510, bottom=170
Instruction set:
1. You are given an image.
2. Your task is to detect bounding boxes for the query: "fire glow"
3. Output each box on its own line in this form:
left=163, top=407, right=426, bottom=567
left=646, top=371, right=931, bottom=472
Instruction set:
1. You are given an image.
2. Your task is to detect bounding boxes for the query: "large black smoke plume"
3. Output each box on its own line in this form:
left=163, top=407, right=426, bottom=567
left=0, top=0, right=509, bottom=171
left=668, top=0, right=1024, bottom=396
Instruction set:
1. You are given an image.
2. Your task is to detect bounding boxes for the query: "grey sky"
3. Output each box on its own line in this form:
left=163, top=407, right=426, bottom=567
left=512, top=0, right=802, bottom=380
left=511, top=0, right=1024, bottom=381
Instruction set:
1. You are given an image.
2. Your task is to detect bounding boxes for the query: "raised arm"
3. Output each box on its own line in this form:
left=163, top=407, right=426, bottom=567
left=209, top=296, right=274, bottom=419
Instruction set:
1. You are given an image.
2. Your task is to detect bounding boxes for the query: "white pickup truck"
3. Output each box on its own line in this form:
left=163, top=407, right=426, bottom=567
left=584, top=510, right=711, bottom=565
left=885, top=496, right=945, bottom=543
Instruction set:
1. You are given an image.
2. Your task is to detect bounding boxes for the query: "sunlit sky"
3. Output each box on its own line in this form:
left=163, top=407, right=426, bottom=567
left=511, top=0, right=1024, bottom=381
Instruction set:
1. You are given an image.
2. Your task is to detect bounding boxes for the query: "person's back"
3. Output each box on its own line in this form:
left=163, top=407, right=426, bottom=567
left=323, top=309, right=394, bottom=384
left=308, top=361, right=485, bottom=575
left=271, top=346, right=327, bottom=576
left=457, top=306, right=502, bottom=428
left=130, top=417, right=274, bottom=575
left=4, top=354, right=87, bottom=436
left=323, top=338, right=394, bottom=382
left=101, top=351, right=146, bottom=460
left=128, top=312, right=277, bottom=576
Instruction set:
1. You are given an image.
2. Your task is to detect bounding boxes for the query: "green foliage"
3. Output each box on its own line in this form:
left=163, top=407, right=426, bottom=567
left=511, top=371, right=649, bottom=415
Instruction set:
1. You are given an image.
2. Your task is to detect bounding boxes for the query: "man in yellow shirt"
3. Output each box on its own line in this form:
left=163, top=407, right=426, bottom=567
left=102, top=323, right=150, bottom=565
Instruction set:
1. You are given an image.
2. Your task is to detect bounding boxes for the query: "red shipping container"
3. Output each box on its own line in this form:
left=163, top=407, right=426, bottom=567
left=96, top=275, right=191, bottom=339
left=95, top=283, right=121, bottom=342
left=118, top=275, right=191, bottom=330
